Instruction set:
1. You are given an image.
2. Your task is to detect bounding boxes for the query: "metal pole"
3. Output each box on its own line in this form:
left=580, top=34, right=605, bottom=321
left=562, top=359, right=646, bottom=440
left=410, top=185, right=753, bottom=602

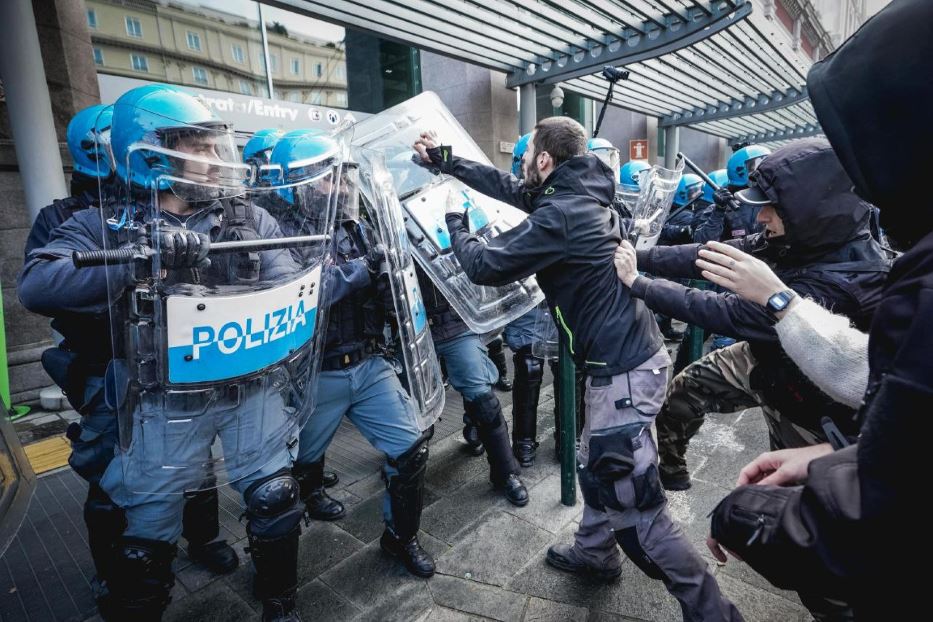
left=0, top=0, right=68, bottom=223
left=258, top=3, right=275, bottom=99
left=519, top=83, right=537, bottom=135
left=558, top=331, right=576, bottom=506
left=663, top=126, right=680, bottom=170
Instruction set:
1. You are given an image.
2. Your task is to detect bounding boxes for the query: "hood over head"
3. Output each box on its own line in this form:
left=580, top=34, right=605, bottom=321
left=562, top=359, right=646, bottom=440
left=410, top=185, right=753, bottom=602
left=807, top=0, right=933, bottom=248
left=534, top=153, right=616, bottom=208
left=746, top=138, right=872, bottom=263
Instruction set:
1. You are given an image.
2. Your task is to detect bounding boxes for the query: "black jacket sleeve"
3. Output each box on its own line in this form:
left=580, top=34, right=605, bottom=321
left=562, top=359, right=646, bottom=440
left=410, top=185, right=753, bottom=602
left=445, top=202, right=566, bottom=287
left=428, top=148, right=534, bottom=213
left=629, top=275, right=779, bottom=341
left=636, top=238, right=746, bottom=280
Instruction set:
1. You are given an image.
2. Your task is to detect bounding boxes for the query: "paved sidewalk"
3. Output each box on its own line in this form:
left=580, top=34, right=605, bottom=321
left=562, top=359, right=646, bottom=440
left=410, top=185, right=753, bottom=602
left=1, top=353, right=813, bottom=621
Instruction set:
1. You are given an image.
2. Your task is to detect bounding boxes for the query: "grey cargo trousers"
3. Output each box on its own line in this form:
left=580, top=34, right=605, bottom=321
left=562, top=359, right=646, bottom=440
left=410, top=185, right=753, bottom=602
left=572, top=348, right=742, bottom=622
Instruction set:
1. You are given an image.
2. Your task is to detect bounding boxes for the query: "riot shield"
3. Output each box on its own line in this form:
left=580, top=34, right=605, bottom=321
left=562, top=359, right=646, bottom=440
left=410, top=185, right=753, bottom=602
left=83, top=112, right=340, bottom=494
left=630, top=161, right=684, bottom=250
left=354, top=148, right=445, bottom=431
left=348, top=92, right=544, bottom=335
left=528, top=302, right=560, bottom=361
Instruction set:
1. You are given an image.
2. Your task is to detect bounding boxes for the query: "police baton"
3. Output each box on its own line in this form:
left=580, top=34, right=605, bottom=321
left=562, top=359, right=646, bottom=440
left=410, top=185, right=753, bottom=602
left=72, top=235, right=330, bottom=268
left=677, top=152, right=718, bottom=189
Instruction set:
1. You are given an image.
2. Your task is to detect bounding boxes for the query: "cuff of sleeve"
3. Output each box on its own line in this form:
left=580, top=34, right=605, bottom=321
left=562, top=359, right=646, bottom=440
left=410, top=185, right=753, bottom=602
left=445, top=211, right=467, bottom=233
left=427, top=145, right=455, bottom=174
left=635, top=249, right=651, bottom=272
left=630, top=274, right=651, bottom=299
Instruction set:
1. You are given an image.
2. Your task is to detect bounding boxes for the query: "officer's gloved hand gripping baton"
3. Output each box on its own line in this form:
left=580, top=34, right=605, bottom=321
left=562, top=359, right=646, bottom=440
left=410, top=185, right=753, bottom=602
left=71, top=234, right=330, bottom=268
left=678, top=152, right=740, bottom=213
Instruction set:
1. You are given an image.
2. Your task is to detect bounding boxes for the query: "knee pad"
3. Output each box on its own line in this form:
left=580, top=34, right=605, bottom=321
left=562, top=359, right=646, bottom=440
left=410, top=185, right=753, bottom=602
left=514, top=347, right=544, bottom=385
left=613, top=527, right=669, bottom=582
left=389, top=433, right=431, bottom=480
left=244, top=469, right=304, bottom=539
left=464, top=391, right=503, bottom=428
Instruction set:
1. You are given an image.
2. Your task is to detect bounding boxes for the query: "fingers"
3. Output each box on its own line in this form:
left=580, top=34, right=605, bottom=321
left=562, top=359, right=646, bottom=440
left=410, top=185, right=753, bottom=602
left=700, top=270, right=732, bottom=290
left=704, top=240, right=747, bottom=260
left=620, top=239, right=635, bottom=252
left=695, top=258, right=735, bottom=281
left=736, top=454, right=773, bottom=486
left=706, top=536, right=729, bottom=564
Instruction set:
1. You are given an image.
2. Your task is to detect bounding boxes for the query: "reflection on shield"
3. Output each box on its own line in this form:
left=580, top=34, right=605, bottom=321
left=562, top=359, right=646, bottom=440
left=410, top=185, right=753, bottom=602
left=85, top=104, right=344, bottom=494
left=630, top=161, right=685, bottom=250
left=347, top=92, right=545, bottom=335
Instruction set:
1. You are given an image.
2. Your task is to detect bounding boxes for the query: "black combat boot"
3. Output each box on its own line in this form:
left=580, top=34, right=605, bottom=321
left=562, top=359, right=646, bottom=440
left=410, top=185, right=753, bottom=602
left=511, top=347, right=543, bottom=467
left=183, top=486, right=239, bottom=574
left=487, top=337, right=513, bottom=391
left=465, top=391, right=529, bottom=506
left=293, top=460, right=345, bottom=521
left=100, top=537, right=176, bottom=622
left=381, top=438, right=435, bottom=577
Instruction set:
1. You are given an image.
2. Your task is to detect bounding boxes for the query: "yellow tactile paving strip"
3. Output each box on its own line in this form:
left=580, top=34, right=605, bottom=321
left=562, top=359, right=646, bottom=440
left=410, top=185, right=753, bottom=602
left=24, top=435, right=71, bottom=474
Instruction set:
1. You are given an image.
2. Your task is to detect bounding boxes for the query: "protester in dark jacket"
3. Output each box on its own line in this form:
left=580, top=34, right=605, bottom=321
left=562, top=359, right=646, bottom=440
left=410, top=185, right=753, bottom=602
left=705, top=1, right=933, bottom=618
left=414, top=118, right=741, bottom=622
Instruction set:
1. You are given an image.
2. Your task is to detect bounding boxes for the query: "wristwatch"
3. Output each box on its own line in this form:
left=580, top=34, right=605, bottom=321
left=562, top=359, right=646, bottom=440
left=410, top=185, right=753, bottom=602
left=766, top=289, right=797, bottom=313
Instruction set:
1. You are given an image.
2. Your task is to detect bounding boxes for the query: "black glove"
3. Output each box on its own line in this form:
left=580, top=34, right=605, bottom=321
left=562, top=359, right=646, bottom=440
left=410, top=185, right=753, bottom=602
left=713, top=187, right=738, bottom=213
left=365, top=243, right=387, bottom=277
left=414, top=145, right=454, bottom=175
left=155, top=226, right=211, bottom=270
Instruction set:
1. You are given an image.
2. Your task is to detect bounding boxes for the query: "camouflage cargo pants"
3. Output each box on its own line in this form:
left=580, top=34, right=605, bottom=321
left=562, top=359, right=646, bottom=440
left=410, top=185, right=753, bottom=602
left=656, top=341, right=825, bottom=483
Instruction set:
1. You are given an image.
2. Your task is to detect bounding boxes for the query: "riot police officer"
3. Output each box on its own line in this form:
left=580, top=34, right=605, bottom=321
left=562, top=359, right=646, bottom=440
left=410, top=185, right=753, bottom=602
left=20, top=86, right=321, bottom=621
left=693, top=145, right=771, bottom=243
left=278, top=132, right=437, bottom=579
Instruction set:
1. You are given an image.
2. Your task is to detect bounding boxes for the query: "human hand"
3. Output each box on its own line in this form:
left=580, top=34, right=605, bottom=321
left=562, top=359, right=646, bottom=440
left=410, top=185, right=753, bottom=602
left=695, top=241, right=790, bottom=308
left=156, top=226, right=210, bottom=270
left=613, top=240, right=638, bottom=287
left=736, top=443, right=834, bottom=487
left=412, top=130, right=441, bottom=164
left=706, top=536, right=742, bottom=564
left=712, top=187, right=736, bottom=212
left=365, top=243, right=387, bottom=276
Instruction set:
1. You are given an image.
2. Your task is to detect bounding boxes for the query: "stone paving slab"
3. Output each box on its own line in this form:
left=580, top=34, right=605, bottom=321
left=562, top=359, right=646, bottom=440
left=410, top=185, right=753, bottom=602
left=428, top=574, right=527, bottom=622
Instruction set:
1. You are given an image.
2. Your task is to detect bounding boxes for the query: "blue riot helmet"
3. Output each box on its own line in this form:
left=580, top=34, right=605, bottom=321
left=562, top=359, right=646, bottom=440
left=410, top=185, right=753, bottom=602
left=512, top=133, right=531, bottom=178
left=673, top=173, right=704, bottom=207
left=110, top=85, right=243, bottom=195
left=619, top=160, right=651, bottom=191
left=702, top=169, right=729, bottom=203
left=267, top=128, right=342, bottom=213
left=727, top=145, right=771, bottom=188
left=243, top=128, right=283, bottom=168
left=67, top=104, right=114, bottom=178
left=588, top=137, right=621, bottom=180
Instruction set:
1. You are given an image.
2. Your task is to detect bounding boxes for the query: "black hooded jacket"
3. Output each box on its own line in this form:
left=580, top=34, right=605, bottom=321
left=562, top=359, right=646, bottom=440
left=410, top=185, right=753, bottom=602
left=632, top=139, right=890, bottom=437
left=437, top=150, right=663, bottom=375
left=709, top=1, right=933, bottom=616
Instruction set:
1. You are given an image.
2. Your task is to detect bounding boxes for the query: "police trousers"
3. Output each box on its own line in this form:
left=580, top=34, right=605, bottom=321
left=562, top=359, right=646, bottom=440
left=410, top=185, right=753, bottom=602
left=99, top=382, right=296, bottom=543
left=656, top=341, right=825, bottom=483
left=296, top=356, right=422, bottom=524
left=572, top=348, right=741, bottom=622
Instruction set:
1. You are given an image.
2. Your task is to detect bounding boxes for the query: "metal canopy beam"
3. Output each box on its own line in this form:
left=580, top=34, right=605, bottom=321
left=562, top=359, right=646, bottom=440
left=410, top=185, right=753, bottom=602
left=728, top=124, right=823, bottom=146
left=660, top=86, right=809, bottom=127
left=506, top=1, right=752, bottom=88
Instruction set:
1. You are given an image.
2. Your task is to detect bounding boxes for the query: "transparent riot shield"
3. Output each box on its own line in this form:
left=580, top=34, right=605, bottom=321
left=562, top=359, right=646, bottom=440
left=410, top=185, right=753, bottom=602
left=630, top=160, right=685, bottom=250
left=528, top=302, right=560, bottom=361
left=355, top=148, right=445, bottom=430
left=617, top=182, right=641, bottom=216
left=81, top=117, right=341, bottom=495
left=348, top=91, right=544, bottom=334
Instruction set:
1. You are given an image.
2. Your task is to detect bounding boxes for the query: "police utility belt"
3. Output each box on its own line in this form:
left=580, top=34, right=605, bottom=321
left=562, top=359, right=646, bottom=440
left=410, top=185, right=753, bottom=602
left=322, top=338, right=379, bottom=371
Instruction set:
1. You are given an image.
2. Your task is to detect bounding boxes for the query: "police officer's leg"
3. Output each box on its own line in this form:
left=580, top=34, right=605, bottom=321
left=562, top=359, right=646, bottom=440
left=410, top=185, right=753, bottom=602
left=342, top=357, right=434, bottom=577
left=223, top=393, right=305, bottom=622
left=293, top=370, right=351, bottom=521
left=590, top=363, right=742, bottom=622
left=438, top=334, right=528, bottom=506
left=98, top=460, right=188, bottom=621
left=65, top=378, right=126, bottom=601
left=181, top=468, right=238, bottom=574
left=511, top=345, right=543, bottom=467
left=487, top=335, right=512, bottom=391
left=657, top=342, right=760, bottom=490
